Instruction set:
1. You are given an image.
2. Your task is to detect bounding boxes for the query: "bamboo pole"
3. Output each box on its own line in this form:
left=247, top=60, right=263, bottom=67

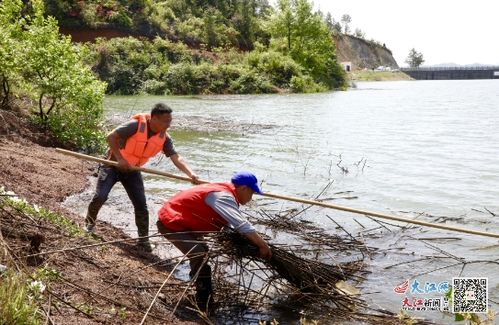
left=261, top=192, right=499, bottom=239
left=56, top=148, right=206, bottom=184
left=56, top=148, right=499, bottom=239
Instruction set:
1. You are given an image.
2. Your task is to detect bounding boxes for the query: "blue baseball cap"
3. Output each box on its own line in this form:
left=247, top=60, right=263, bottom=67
left=231, top=171, right=262, bottom=194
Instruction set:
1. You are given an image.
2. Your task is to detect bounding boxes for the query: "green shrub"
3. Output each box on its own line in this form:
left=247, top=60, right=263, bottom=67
left=0, top=0, right=106, bottom=151
left=290, top=75, right=325, bottom=93
left=88, top=37, right=195, bottom=95
left=230, top=69, right=275, bottom=94
left=210, top=64, right=243, bottom=93
left=0, top=0, right=23, bottom=108
left=177, top=15, right=204, bottom=46
left=164, top=63, right=194, bottom=94
left=152, top=37, right=192, bottom=64
left=110, top=10, right=133, bottom=28
left=140, top=79, right=167, bottom=95
left=91, top=37, right=153, bottom=94
left=163, top=63, right=218, bottom=94
left=246, top=50, right=302, bottom=87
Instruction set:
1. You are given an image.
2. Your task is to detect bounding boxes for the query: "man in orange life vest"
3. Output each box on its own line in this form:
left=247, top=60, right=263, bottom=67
left=157, top=171, right=272, bottom=311
left=85, top=103, right=200, bottom=251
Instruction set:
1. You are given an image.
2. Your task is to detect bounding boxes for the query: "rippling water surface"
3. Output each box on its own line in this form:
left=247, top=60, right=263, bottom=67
left=68, top=80, right=499, bottom=322
left=105, top=80, right=499, bottom=217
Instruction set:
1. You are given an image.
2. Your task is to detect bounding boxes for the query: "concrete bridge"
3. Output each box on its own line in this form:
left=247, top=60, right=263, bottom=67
left=401, top=66, right=499, bottom=80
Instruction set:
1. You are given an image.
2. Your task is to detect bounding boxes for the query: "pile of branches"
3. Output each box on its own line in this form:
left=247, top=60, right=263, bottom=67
left=203, top=214, right=434, bottom=324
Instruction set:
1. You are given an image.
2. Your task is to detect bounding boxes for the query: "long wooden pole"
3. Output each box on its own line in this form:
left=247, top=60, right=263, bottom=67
left=56, top=148, right=499, bottom=239
left=56, top=148, right=203, bottom=183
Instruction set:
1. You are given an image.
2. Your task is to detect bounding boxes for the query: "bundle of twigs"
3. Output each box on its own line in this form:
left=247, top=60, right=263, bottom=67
left=216, top=229, right=363, bottom=295
left=204, top=215, right=435, bottom=324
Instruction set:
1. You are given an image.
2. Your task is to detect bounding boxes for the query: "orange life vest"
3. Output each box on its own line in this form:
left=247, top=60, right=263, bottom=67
left=158, top=183, right=239, bottom=232
left=119, top=113, right=168, bottom=167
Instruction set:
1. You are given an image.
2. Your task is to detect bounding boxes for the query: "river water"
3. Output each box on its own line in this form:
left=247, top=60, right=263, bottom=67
left=66, top=80, right=499, bottom=323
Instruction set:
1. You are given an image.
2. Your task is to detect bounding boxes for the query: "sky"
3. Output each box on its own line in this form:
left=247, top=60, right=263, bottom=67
left=275, top=0, right=499, bottom=67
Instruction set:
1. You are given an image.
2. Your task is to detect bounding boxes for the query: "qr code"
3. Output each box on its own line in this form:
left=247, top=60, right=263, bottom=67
left=452, top=277, right=488, bottom=313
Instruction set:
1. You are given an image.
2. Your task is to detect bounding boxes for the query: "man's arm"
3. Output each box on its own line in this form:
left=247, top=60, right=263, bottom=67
left=107, top=131, right=131, bottom=171
left=170, top=153, right=200, bottom=184
left=245, top=231, right=272, bottom=260
left=205, top=192, right=272, bottom=259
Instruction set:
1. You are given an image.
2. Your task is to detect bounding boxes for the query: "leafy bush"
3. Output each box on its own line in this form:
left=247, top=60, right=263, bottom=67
left=0, top=0, right=23, bottom=108
left=230, top=69, right=275, bottom=94
left=0, top=0, right=106, bottom=151
left=290, top=75, right=325, bottom=93
left=210, top=64, right=244, bottom=93
left=177, top=15, right=205, bottom=46
left=163, top=63, right=195, bottom=94
left=91, top=37, right=153, bottom=94
left=246, top=50, right=302, bottom=87
left=152, top=37, right=192, bottom=64
left=140, top=79, right=167, bottom=95
left=88, top=37, right=196, bottom=95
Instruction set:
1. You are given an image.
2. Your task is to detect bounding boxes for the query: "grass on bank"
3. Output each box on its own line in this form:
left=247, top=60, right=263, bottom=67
left=1, top=188, right=85, bottom=237
left=0, top=269, right=41, bottom=325
left=0, top=187, right=85, bottom=324
left=350, top=70, right=412, bottom=81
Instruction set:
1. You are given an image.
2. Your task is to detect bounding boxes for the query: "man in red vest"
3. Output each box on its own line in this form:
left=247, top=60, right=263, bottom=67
left=85, top=103, right=200, bottom=252
left=157, top=171, right=271, bottom=312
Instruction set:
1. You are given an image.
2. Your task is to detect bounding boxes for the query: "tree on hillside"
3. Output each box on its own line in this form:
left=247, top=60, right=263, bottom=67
left=354, top=28, right=365, bottom=39
left=0, top=0, right=106, bottom=150
left=232, top=0, right=271, bottom=50
left=405, top=48, right=425, bottom=67
left=325, top=12, right=333, bottom=30
left=341, top=14, right=351, bottom=34
left=268, top=0, right=346, bottom=88
left=324, top=12, right=341, bottom=35
left=271, top=0, right=294, bottom=51
left=0, top=0, right=24, bottom=108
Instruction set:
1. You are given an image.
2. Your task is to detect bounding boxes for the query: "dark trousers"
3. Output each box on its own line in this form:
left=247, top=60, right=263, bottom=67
left=156, top=220, right=213, bottom=308
left=86, top=165, right=149, bottom=239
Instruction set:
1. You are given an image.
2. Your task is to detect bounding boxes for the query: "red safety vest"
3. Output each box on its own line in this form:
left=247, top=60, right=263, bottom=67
left=119, top=113, right=167, bottom=167
left=158, top=183, right=239, bottom=232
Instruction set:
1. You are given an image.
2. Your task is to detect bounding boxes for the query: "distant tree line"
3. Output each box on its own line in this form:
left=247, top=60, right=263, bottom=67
left=43, top=0, right=347, bottom=95
left=0, top=0, right=353, bottom=150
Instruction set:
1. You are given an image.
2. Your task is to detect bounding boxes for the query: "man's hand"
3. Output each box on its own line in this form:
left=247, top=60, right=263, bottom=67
left=190, top=173, right=201, bottom=184
left=258, top=243, right=272, bottom=260
left=116, top=157, right=131, bottom=172
left=245, top=232, right=272, bottom=260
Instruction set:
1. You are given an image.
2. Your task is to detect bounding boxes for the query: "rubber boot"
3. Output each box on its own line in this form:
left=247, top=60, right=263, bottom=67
left=85, top=202, right=101, bottom=231
left=192, top=261, right=213, bottom=312
left=136, top=210, right=152, bottom=252
left=195, top=276, right=214, bottom=312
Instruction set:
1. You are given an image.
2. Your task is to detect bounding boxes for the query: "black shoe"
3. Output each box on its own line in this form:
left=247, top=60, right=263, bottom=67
left=136, top=241, right=153, bottom=252
left=196, top=297, right=216, bottom=316
left=196, top=289, right=214, bottom=311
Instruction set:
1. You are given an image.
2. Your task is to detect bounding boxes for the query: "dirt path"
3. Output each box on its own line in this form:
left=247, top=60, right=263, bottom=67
left=0, top=110, right=201, bottom=324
